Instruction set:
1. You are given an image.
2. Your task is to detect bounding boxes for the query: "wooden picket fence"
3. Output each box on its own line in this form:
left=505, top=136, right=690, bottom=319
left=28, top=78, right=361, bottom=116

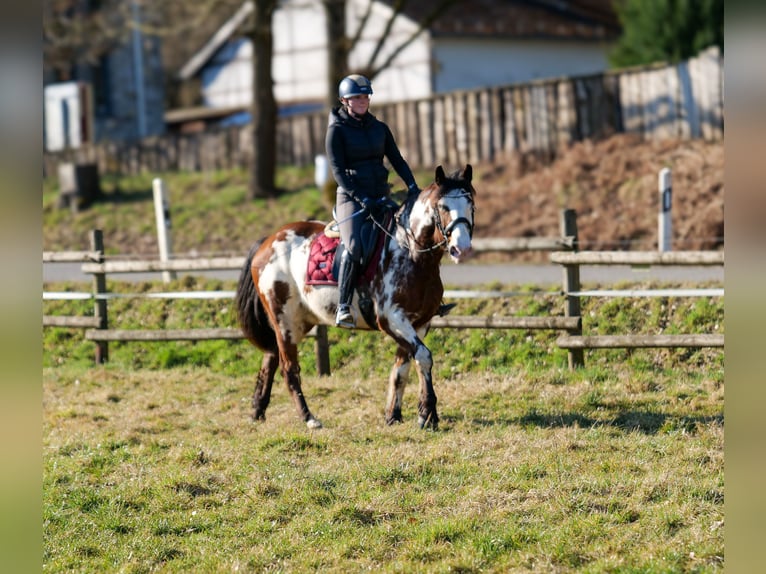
left=43, top=47, right=723, bottom=178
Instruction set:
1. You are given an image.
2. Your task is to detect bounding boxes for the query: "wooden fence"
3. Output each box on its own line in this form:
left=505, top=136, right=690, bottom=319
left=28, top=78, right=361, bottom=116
left=43, top=213, right=579, bottom=371
left=44, top=220, right=724, bottom=371
left=551, top=249, right=724, bottom=368
left=43, top=47, right=723, bottom=178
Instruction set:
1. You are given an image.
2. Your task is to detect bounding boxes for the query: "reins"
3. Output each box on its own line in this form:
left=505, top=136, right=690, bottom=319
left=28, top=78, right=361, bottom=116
left=367, top=200, right=445, bottom=254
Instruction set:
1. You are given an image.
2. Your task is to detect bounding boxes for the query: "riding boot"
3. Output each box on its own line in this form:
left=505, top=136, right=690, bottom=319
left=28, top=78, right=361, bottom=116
left=335, top=250, right=359, bottom=328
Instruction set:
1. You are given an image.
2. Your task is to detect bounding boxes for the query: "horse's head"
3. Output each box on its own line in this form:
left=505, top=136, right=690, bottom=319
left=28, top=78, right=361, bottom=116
left=421, top=164, right=475, bottom=263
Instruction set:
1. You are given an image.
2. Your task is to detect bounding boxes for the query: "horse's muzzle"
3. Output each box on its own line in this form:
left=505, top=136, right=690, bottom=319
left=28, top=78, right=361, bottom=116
left=449, top=243, right=472, bottom=263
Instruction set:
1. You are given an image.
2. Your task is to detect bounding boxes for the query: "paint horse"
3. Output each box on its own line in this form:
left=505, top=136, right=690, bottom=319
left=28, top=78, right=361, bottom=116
left=235, top=165, right=476, bottom=429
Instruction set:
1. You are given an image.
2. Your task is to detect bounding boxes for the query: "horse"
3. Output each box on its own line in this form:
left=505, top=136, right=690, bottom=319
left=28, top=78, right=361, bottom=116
left=234, top=164, right=476, bottom=429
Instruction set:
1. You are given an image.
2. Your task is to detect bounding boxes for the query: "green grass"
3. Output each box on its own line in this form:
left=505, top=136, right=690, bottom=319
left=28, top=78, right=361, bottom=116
left=42, top=165, right=436, bottom=256
left=43, top=164, right=723, bottom=572
left=43, top=362, right=723, bottom=572
left=43, top=281, right=723, bottom=572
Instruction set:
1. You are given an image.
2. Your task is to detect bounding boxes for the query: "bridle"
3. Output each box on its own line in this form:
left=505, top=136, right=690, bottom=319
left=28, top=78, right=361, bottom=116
left=399, top=188, right=475, bottom=254
left=434, top=190, right=475, bottom=241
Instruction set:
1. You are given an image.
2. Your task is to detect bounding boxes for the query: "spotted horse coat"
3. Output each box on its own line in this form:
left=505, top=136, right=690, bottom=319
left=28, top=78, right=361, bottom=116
left=235, top=165, right=476, bottom=429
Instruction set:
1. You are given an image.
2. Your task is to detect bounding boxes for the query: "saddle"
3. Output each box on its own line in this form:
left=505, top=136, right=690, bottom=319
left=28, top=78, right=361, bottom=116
left=306, top=206, right=393, bottom=328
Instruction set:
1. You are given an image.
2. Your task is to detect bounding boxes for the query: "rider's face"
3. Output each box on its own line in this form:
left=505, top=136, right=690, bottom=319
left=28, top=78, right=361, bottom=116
left=343, top=94, right=370, bottom=116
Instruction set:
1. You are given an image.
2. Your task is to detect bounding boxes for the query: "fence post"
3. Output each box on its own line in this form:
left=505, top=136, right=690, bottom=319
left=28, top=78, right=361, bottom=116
left=560, top=209, right=584, bottom=369
left=90, top=229, right=109, bottom=363
left=153, top=178, right=176, bottom=283
left=314, top=325, right=331, bottom=376
left=658, top=167, right=672, bottom=251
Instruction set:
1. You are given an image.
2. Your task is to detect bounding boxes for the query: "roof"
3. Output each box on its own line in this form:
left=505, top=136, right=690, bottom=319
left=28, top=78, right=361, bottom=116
left=177, top=0, right=621, bottom=80
left=177, top=1, right=253, bottom=81
left=382, top=0, right=620, bottom=40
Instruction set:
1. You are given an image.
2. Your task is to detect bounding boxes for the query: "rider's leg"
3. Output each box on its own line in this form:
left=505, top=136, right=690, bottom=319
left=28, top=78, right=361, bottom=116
left=335, top=189, right=364, bottom=328
left=335, top=250, right=359, bottom=328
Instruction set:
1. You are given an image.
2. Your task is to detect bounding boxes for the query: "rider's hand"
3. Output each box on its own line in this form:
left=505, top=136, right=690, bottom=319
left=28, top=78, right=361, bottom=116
left=407, top=182, right=420, bottom=197
left=357, top=195, right=372, bottom=210
left=379, top=196, right=399, bottom=211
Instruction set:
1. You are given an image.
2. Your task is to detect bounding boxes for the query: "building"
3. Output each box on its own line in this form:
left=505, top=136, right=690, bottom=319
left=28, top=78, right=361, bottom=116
left=169, top=0, right=620, bottom=131
left=43, top=1, right=166, bottom=150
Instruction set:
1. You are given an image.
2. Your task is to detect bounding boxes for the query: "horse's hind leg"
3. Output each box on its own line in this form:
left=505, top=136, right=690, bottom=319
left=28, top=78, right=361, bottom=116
left=252, top=352, right=278, bottom=421
left=278, top=340, right=323, bottom=429
left=385, top=346, right=411, bottom=425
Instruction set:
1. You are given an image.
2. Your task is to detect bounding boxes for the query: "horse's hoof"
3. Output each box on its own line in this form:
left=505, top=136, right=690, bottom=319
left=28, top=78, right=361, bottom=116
left=418, top=415, right=438, bottom=430
left=386, top=416, right=403, bottom=426
left=306, top=418, right=323, bottom=429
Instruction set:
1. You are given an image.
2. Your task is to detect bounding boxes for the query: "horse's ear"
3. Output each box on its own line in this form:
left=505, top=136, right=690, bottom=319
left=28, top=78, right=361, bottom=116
left=462, top=164, right=473, bottom=182
left=435, top=165, right=446, bottom=184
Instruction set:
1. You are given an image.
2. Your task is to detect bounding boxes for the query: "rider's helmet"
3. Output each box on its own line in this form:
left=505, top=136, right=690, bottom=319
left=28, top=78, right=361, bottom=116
left=338, top=74, right=373, bottom=99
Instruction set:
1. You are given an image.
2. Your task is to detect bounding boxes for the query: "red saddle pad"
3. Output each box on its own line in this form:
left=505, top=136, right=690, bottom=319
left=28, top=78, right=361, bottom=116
left=306, top=233, right=340, bottom=285
left=305, top=231, right=385, bottom=286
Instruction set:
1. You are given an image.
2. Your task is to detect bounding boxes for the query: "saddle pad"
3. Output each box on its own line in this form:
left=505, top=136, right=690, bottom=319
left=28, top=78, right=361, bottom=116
left=305, top=230, right=386, bottom=286
left=306, top=232, right=339, bottom=285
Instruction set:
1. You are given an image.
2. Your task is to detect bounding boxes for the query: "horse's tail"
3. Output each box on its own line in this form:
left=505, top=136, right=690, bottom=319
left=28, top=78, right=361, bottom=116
left=235, top=240, right=278, bottom=352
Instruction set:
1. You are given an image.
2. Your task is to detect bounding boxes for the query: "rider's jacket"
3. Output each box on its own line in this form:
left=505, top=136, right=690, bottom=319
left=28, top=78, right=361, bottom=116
left=325, top=106, right=416, bottom=200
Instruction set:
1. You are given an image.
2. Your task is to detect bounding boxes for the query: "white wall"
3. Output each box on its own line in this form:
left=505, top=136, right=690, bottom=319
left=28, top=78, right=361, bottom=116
left=432, top=38, right=612, bottom=93
left=345, top=0, right=432, bottom=103
left=199, top=0, right=433, bottom=108
left=199, top=0, right=614, bottom=110
left=201, top=0, right=330, bottom=108
left=273, top=0, right=328, bottom=102
left=201, top=38, right=252, bottom=107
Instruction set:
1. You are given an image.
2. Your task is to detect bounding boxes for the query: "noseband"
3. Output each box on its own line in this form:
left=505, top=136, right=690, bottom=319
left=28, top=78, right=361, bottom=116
left=434, top=190, right=475, bottom=241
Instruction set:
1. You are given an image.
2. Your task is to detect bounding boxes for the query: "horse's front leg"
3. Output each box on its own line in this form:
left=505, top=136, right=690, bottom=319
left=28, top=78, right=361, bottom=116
left=412, top=340, right=438, bottom=430
left=252, top=351, right=278, bottom=421
left=385, top=346, right=411, bottom=425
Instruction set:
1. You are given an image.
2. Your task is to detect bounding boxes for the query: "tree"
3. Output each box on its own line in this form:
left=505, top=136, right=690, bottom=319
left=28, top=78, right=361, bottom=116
left=323, top=0, right=461, bottom=110
left=249, top=0, right=279, bottom=198
left=609, top=0, right=723, bottom=68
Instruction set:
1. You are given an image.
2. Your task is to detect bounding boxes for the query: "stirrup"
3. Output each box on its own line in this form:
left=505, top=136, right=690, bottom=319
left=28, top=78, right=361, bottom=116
left=335, top=305, right=355, bottom=328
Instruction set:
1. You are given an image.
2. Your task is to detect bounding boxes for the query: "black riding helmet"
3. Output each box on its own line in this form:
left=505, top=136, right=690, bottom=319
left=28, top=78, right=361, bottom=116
left=338, top=74, right=373, bottom=99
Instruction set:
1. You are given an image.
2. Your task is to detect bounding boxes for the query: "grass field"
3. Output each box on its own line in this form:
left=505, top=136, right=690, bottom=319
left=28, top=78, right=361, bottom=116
left=43, top=281, right=724, bottom=572
left=43, top=166, right=724, bottom=571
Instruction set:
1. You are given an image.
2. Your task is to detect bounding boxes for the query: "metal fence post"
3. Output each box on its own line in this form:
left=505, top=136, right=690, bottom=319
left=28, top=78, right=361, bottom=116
left=153, top=178, right=176, bottom=283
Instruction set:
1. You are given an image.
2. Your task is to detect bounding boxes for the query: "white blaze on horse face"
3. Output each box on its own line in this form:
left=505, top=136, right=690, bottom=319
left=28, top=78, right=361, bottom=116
left=443, top=191, right=473, bottom=263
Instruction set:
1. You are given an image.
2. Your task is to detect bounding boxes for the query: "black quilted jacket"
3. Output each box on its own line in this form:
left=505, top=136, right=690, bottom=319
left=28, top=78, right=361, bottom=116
left=325, top=106, right=416, bottom=199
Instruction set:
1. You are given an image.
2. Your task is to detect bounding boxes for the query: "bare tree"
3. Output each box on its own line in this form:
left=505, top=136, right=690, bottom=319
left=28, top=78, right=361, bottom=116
left=44, top=0, right=459, bottom=199
left=324, top=0, right=461, bottom=108
left=249, top=0, right=278, bottom=198
left=323, top=0, right=348, bottom=110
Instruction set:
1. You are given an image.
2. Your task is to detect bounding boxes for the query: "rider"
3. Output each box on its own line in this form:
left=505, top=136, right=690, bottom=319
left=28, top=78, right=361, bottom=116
left=325, top=73, right=420, bottom=328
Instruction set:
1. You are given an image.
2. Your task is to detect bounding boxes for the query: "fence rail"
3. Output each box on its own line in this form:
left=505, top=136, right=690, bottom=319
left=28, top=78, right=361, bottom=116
left=44, top=215, right=580, bottom=371
left=550, top=251, right=724, bottom=266
left=557, top=334, right=724, bottom=349
left=552, top=249, right=724, bottom=367
left=44, top=222, right=724, bottom=371
left=43, top=48, right=723, bottom=178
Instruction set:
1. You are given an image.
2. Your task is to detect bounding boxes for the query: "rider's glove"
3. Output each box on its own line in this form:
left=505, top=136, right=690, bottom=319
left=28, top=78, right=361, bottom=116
left=407, top=182, right=420, bottom=197
left=355, top=195, right=372, bottom=210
